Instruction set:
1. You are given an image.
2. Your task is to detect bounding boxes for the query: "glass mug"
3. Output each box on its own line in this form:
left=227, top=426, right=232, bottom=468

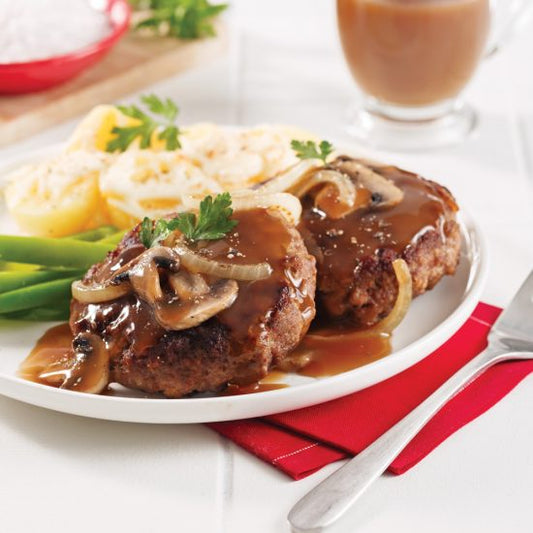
left=337, top=0, right=533, bottom=150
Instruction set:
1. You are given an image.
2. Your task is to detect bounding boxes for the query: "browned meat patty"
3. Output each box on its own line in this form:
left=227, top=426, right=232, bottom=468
left=298, top=157, right=461, bottom=327
left=70, top=208, right=316, bottom=398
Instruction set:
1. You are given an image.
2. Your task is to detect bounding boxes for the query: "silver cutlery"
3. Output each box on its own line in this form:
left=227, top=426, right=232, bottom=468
left=289, top=270, right=533, bottom=532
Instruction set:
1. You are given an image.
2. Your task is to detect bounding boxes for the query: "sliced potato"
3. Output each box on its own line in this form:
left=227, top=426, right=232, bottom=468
left=66, top=105, right=127, bottom=153
left=6, top=103, right=323, bottom=237
left=66, top=104, right=168, bottom=153
left=180, top=123, right=318, bottom=189
left=100, top=150, right=221, bottom=228
left=4, top=151, right=110, bottom=237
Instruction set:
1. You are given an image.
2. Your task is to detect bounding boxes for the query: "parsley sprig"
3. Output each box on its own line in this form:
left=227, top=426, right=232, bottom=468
left=140, top=192, right=238, bottom=248
left=133, top=0, right=228, bottom=40
left=291, top=139, right=334, bottom=164
left=106, top=94, right=181, bottom=153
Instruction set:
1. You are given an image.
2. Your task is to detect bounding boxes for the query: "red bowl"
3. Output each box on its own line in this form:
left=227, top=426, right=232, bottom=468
left=0, top=0, right=131, bottom=94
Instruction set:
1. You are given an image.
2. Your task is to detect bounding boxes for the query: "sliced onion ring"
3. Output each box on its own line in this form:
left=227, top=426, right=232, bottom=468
left=71, top=280, right=131, bottom=304
left=256, top=162, right=358, bottom=220
left=292, top=169, right=356, bottom=218
left=255, top=159, right=320, bottom=194
left=291, top=169, right=354, bottom=202
left=304, top=258, right=412, bottom=349
left=366, top=258, right=412, bottom=335
left=182, top=191, right=302, bottom=226
left=230, top=191, right=302, bottom=226
left=174, top=244, right=273, bottom=281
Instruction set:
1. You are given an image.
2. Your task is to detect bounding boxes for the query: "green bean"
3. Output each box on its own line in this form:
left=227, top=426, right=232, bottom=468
left=98, top=230, right=126, bottom=245
left=0, top=235, right=114, bottom=268
left=0, top=276, right=79, bottom=313
left=0, top=260, right=40, bottom=272
left=0, top=270, right=84, bottom=293
left=64, top=225, right=118, bottom=242
left=2, top=302, right=71, bottom=322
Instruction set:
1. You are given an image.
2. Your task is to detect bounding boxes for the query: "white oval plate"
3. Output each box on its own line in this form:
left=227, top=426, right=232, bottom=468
left=0, top=143, right=488, bottom=423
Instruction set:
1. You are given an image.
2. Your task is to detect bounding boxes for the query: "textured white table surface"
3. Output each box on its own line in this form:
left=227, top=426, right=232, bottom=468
left=1, top=2, right=533, bottom=532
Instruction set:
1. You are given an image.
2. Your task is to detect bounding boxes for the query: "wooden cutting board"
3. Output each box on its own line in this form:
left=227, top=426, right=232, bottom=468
left=0, top=24, right=228, bottom=148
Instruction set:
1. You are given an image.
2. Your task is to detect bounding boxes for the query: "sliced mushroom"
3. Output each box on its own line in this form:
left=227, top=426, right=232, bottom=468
left=169, top=270, right=210, bottom=300
left=35, top=333, right=111, bottom=394
left=128, top=246, right=180, bottom=305
left=71, top=246, right=180, bottom=305
left=63, top=334, right=110, bottom=394
left=330, top=158, right=404, bottom=209
left=154, top=279, right=239, bottom=330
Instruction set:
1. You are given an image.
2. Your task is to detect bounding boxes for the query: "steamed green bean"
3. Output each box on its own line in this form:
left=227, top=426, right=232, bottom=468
left=0, top=270, right=83, bottom=293
left=0, top=236, right=114, bottom=268
left=64, top=225, right=118, bottom=242
left=0, top=276, right=79, bottom=313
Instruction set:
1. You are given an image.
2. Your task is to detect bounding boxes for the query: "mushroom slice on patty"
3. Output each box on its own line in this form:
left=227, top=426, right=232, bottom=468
left=168, top=270, right=210, bottom=299
left=32, top=333, right=111, bottom=394
left=128, top=246, right=180, bottom=305
left=154, top=278, right=239, bottom=331
left=330, top=158, right=404, bottom=209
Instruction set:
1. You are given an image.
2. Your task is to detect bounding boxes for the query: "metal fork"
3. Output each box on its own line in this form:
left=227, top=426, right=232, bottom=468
left=289, top=270, right=533, bottom=532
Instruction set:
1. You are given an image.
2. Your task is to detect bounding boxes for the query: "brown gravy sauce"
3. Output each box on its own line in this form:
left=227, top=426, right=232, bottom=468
left=19, top=323, right=109, bottom=393
left=19, top=209, right=316, bottom=392
left=207, top=209, right=315, bottom=344
left=20, top=323, right=392, bottom=393
left=300, top=162, right=454, bottom=285
left=223, top=370, right=289, bottom=396
left=20, top=176, right=448, bottom=395
left=19, top=323, right=73, bottom=386
left=292, top=328, right=391, bottom=377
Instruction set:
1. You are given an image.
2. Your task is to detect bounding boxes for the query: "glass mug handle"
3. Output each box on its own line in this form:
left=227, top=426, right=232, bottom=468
left=486, top=0, right=533, bottom=57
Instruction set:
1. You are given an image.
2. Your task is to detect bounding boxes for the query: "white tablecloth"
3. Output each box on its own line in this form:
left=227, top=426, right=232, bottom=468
left=1, top=2, right=532, bottom=532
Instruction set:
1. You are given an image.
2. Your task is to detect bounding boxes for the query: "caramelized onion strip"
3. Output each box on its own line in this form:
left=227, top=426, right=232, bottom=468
left=71, top=247, right=179, bottom=305
left=182, top=191, right=302, bottom=226
left=71, top=280, right=131, bottom=304
left=230, top=191, right=302, bottom=226
left=304, top=258, right=412, bottom=346
left=255, top=162, right=358, bottom=219
left=255, top=160, right=320, bottom=194
left=371, top=259, right=412, bottom=334
left=174, top=244, right=273, bottom=281
left=291, top=169, right=356, bottom=218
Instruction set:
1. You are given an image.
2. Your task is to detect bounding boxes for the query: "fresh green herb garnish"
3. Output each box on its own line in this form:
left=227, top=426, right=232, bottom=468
left=291, top=139, right=334, bottom=164
left=176, top=192, right=238, bottom=241
left=140, top=217, right=174, bottom=249
left=133, top=0, right=228, bottom=40
left=140, top=192, right=238, bottom=248
left=106, top=94, right=181, bottom=153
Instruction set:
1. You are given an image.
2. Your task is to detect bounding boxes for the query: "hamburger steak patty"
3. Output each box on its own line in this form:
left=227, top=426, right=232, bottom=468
left=70, top=208, right=316, bottom=397
left=299, top=157, right=461, bottom=327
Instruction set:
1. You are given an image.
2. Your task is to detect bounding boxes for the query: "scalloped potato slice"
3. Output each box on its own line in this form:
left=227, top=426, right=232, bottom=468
left=4, top=151, right=110, bottom=237
left=100, top=150, right=222, bottom=228
left=67, top=104, right=167, bottom=153
left=180, top=123, right=318, bottom=188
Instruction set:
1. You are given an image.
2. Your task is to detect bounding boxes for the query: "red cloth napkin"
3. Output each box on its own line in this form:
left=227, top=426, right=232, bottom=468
left=209, top=303, right=533, bottom=480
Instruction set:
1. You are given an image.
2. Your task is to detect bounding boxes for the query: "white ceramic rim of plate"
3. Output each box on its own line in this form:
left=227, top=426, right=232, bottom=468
left=0, top=140, right=489, bottom=423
